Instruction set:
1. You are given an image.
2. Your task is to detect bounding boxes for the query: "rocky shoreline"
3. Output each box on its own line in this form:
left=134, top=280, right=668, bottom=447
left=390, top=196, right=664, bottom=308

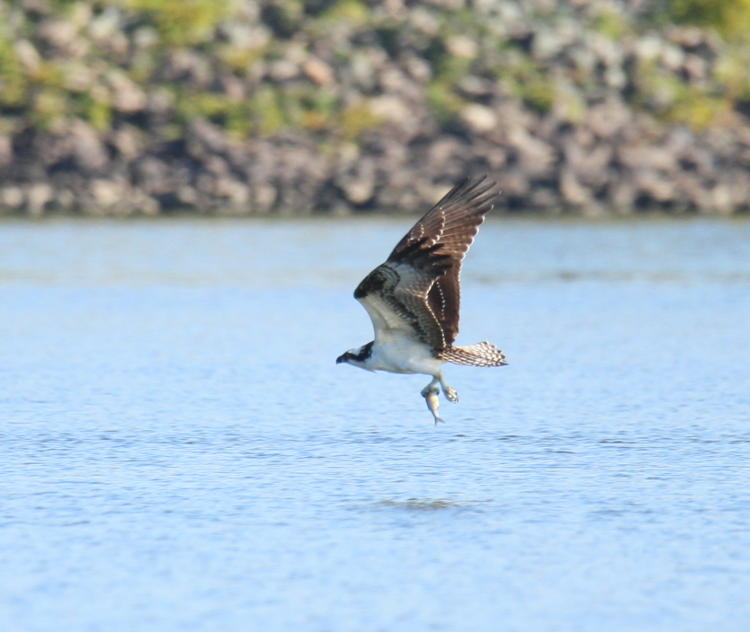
left=1, top=0, right=749, bottom=216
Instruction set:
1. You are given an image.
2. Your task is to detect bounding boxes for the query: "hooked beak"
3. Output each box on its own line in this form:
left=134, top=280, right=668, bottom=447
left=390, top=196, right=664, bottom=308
left=336, top=353, right=347, bottom=364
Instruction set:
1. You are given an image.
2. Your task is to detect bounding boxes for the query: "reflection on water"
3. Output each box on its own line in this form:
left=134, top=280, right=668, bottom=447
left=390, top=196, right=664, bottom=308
left=378, top=498, right=482, bottom=511
left=1, top=217, right=750, bottom=632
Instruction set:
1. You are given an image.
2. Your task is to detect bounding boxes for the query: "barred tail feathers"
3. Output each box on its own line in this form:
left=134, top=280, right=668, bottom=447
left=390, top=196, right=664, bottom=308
left=439, top=341, right=507, bottom=367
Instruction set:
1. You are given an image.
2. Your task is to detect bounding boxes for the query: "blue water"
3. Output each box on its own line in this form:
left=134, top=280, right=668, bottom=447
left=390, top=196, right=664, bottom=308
left=1, top=218, right=749, bottom=631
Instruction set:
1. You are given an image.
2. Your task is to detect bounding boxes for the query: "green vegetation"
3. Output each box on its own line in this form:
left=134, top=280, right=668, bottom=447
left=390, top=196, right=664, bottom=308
left=340, top=101, right=382, bottom=140
left=426, top=53, right=472, bottom=125
left=317, top=0, right=369, bottom=25
left=593, top=7, right=630, bottom=40
left=0, top=0, right=747, bottom=138
left=0, top=35, right=25, bottom=108
left=121, top=0, right=241, bottom=45
left=503, top=58, right=556, bottom=114
left=664, top=0, right=750, bottom=40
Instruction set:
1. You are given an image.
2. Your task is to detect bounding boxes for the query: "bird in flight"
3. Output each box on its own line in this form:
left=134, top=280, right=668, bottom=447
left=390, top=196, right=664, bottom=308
left=336, top=175, right=507, bottom=423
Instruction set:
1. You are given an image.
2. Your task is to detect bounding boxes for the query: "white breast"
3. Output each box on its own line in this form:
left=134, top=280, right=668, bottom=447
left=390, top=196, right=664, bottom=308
left=364, top=331, right=445, bottom=376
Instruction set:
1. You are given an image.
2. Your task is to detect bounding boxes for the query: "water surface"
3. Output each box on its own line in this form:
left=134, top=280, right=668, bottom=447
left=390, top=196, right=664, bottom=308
left=2, top=218, right=750, bottom=631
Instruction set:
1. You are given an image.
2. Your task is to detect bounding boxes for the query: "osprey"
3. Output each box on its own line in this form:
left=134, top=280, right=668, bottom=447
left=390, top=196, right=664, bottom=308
left=336, top=175, right=507, bottom=423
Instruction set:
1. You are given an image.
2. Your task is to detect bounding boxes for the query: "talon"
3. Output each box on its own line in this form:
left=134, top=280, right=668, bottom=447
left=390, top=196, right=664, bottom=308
left=444, top=387, right=459, bottom=403
left=421, top=385, right=440, bottom=398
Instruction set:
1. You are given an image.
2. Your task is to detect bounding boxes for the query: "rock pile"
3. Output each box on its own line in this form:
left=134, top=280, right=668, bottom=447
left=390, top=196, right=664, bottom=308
left=0, top=0, right=749, bottom=215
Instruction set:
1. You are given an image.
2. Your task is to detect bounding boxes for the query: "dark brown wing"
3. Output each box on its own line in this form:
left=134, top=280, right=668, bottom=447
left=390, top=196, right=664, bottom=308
left=354, top=262, right=447, bottom=349
left=386, top=176, right=498, bottom=346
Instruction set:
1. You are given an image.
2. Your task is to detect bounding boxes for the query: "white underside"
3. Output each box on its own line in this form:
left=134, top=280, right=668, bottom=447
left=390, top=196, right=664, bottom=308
left=361, top=331, right=445, bottom=376
left=351, top=289, right=459, bottom=404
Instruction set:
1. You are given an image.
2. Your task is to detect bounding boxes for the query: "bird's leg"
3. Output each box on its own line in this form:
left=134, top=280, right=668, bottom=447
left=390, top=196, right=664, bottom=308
left=420, top=377, right=439, bottom=398
left=438, top=372, right=459, bottom=403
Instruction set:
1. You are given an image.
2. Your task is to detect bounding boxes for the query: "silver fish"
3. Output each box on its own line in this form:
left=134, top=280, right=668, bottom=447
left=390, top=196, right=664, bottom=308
left=423, top=386, right=444, bottom=425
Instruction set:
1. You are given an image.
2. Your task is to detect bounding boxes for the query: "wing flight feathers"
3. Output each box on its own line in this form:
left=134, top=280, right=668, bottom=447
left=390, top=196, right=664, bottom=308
left=387, top=175, right=498, bottom=265
left=355, top=175, right=499, bottom=350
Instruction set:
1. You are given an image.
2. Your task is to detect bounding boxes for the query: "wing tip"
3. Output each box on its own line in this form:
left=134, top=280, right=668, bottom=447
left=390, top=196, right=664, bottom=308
left=441, top=174, right=500, bottom=214
left=385, top=173, right=500, bottom=264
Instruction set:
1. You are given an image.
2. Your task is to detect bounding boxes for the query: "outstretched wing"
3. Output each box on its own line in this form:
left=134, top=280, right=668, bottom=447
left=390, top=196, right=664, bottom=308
left=353, top=176, right=499, bottom=350
left=387, top=176, right=498, bottom=346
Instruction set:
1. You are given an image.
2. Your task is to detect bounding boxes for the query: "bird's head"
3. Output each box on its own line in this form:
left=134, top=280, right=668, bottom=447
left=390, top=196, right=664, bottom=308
left=336, top=341, right=374, bottom=368
left=335, top=349, right=357, bottom=366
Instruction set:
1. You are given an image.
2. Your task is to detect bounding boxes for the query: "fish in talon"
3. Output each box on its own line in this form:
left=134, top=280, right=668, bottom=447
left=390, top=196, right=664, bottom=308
left=423, top=387, right=444, bottom=425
